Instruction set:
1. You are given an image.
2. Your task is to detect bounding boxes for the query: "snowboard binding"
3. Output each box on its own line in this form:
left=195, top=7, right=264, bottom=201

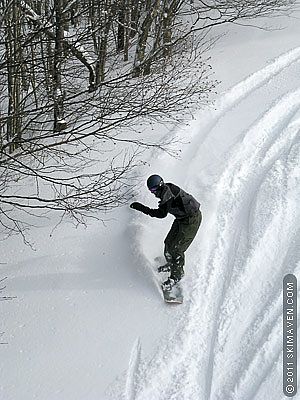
left=157, top=263, right=171, bottom=274
left=161, top=277, right=178, bottom=292
left=161, top=278, right=183, bottom=304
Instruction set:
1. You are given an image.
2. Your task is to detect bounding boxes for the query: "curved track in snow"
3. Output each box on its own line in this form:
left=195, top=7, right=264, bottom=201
left=121, top=48, right=300, bottom=400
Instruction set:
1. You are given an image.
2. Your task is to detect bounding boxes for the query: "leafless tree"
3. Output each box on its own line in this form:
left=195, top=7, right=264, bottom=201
left=0, top=0, right=296, bottom=241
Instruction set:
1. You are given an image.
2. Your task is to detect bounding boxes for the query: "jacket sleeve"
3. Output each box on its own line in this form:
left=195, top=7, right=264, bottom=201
left=145, top=198, right=172, bottom=218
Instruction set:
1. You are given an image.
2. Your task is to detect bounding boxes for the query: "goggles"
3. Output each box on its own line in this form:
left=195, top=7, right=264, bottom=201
left=149, top=185, right=159, bottom=193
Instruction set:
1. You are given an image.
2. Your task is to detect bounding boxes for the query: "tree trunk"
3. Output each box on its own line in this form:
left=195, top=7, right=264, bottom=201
left=162, top=0, right=179, bottom=58
left=95, top=1, right=114, bottom=84
left=123, top=0, right=131, bottom=61
left=133, top=0, right=160, bottom=77
left=130, top=0, right=140, bottom=39
left=5, top=0, right=23, bottom=153
left=53, top=0, right=66, bottom=131
left=117, top=0, right=125, bottom=52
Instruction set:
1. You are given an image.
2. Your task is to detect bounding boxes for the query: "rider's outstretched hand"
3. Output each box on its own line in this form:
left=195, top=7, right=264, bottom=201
left=130, top=202, right=149, bottom=214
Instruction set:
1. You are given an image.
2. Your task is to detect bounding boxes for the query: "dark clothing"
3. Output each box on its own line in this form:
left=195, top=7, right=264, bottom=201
left=130, top=182, right=202, bottom=282
left=164, top=210, right=202, bottom=281
left=142, top=183, right=200, bottom=219
left=144, top=183, right=201, bottom=281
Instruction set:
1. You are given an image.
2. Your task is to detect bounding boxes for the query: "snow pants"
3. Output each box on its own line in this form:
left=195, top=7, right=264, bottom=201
left=164, top=210, right=202, bottom=281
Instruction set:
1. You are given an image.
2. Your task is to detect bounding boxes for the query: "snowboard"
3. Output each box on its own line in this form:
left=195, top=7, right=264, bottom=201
left=154, top=256, right=183, bottom=304
left=162, top=282, right=183, bottom=304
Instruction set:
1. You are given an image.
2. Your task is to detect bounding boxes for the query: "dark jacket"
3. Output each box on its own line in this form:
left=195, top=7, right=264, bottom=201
left=145, top=183, right=200, bottom=219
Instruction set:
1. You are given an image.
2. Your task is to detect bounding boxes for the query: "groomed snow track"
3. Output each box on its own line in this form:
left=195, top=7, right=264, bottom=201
left=121, top=48, right=300, bottom=400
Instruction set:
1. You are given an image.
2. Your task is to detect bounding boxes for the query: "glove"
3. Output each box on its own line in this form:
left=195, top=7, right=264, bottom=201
left=130, top=202, right=149, bottom=214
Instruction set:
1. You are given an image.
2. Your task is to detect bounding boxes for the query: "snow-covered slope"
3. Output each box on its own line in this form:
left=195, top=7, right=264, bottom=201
left=1, top=11, right=300, bottom=400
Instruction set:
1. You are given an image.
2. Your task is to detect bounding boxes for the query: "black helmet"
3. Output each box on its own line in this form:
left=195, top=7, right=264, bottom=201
left=147, top=174, right=164, bottom=193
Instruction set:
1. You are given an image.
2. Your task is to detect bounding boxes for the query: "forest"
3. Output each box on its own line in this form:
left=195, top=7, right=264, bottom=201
left=0, top=0, right=295, bottom=240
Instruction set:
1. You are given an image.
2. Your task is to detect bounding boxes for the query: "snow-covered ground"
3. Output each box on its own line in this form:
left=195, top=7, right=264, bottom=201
left=1, top=10, right=300, bottom=400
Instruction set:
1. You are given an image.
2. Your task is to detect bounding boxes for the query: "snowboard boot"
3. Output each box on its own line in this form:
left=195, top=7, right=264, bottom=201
left=157, top=263, right=172, bottom=274
left=172, top=264, right=185, bottom=281
left=162, top=277, right=178, bottom=292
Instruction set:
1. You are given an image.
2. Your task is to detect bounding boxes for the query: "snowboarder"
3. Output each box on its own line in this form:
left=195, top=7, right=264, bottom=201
left=130, top=174, right=202, bottom=292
